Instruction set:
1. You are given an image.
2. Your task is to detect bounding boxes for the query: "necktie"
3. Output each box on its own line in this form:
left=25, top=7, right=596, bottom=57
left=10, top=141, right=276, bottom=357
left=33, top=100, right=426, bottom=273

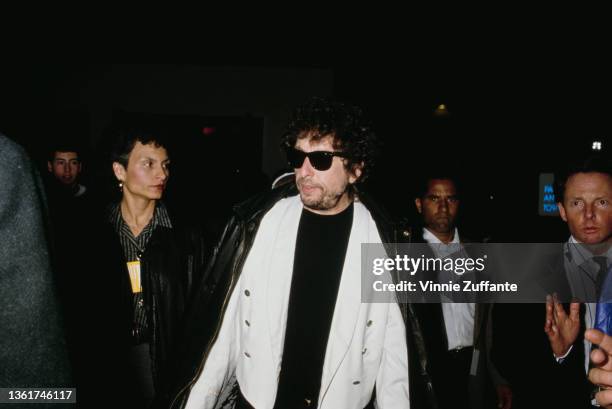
left=595, top=256, right=610, bottom=299
left=594, top=257, right=611, bottom=335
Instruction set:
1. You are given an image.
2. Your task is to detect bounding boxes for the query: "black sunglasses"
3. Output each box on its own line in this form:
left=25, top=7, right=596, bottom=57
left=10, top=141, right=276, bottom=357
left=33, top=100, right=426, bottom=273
left=286, top=148, right=348, bottom=171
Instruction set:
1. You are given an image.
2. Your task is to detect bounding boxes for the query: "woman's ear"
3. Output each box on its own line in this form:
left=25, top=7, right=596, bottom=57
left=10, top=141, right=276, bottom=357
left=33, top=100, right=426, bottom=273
left=112, top=162, right=126, bottom=182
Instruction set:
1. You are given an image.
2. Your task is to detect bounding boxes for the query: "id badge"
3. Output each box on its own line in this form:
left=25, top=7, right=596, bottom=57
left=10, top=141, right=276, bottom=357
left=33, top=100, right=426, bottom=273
left=127, top=261, right=142, bottom=293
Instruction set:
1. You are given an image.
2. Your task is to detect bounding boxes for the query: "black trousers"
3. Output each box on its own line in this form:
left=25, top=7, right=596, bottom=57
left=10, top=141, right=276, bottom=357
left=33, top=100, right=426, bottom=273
left=235, top=383, right=377, bottom=409
left=435, top=346, right=473, bottom=409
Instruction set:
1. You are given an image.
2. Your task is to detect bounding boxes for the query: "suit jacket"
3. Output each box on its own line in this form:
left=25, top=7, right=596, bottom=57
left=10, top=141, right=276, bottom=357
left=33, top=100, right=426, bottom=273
left=408, top=227, right=495, bottom=409
left=156, top=185, right=436, bottom=409
left=491, top=249, right=592, bottom=409
left=183, top=196, right=409, bottom=409
left=0, top=134, right=72, bottom=407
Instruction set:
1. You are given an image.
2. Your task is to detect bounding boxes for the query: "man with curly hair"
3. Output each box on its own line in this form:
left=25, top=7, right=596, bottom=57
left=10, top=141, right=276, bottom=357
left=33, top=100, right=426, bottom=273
left=156, top=98, right=434, bottom=409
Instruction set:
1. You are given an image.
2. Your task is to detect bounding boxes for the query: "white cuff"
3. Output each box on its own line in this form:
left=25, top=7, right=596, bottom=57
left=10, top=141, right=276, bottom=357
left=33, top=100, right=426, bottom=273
left=554, top=345, right=573, bottom=363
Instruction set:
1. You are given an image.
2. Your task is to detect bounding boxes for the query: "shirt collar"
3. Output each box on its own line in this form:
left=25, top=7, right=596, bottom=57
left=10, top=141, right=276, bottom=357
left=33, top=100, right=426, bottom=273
left=567, top=235, right=612, bottom=264
left=153, top=202, right=173, bottom=229
left=109, top=201, right=173, bottom=234
left=423, top=227, right=460, bottom=244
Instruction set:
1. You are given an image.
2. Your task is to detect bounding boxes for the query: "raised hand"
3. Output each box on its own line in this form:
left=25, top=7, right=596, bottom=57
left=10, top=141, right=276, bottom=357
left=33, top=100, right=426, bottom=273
left=544, top=294, right=580, bottom=358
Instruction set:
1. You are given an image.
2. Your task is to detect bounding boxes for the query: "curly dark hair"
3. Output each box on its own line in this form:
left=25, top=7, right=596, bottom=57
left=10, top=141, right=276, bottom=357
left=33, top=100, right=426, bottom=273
left=280, top=97, right=380, bottom=183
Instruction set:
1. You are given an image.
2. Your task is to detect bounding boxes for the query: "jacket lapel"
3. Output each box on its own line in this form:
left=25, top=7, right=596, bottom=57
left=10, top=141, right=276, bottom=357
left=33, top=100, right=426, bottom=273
left=473, top=303, right=487, bottom=347
left=319, top=202, right=371, bottom=394
left=266, top=196, right=303, bottom=371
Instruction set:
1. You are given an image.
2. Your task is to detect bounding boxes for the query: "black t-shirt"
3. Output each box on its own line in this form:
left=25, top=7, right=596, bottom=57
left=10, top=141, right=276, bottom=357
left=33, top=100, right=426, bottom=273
left=273, top=203, right=354, bottom=409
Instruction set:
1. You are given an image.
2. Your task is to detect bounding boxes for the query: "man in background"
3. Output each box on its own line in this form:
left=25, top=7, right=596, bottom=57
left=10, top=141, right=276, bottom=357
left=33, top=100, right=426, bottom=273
left=411, top=174, right=511, bottom=409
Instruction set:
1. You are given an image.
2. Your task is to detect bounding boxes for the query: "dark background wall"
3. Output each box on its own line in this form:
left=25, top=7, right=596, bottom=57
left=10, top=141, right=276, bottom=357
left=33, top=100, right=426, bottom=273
left=1, top=63, right=609, bottom=241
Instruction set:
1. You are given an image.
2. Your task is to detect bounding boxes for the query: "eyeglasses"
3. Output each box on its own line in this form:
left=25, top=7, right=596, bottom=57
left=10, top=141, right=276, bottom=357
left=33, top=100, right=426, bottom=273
left=286, top=148, right=348, bottom=171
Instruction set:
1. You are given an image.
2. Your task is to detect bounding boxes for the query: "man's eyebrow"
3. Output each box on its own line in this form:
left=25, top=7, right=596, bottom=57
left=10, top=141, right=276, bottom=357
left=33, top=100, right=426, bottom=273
left=141, top=156, right=171, bottom=163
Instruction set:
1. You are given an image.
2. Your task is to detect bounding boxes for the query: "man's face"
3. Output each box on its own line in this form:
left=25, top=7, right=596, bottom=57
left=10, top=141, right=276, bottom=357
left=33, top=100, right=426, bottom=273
left=113, top=142, right=170, bottom=202
left=293, top=135, right=361, bottom=215
left=558, top=172, right=612, bottom=245
left=47, top=151, right=81, bottom=186
left=415, top=179, right=459, bottom=235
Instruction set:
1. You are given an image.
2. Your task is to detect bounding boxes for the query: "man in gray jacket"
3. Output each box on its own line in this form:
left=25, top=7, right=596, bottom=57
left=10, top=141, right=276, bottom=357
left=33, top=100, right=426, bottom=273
left=0, top=133, right=72, bottom=405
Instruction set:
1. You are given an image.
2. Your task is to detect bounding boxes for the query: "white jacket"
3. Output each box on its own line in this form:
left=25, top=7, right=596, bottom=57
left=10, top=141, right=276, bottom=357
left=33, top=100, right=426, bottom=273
left=185, top=196, right=410, bottom=409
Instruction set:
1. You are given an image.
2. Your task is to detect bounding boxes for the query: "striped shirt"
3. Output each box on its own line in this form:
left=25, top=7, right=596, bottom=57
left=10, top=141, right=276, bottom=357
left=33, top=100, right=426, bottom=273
left=109, top=201, right=173, bottom=344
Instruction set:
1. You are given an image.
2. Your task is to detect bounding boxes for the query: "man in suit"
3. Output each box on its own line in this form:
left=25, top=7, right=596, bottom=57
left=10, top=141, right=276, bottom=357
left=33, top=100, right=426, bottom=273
left=411, top=174, right=511, bottom=409
left=492, top=154, right=611, bottom=408
left=543, top=154, right=611, bottom=407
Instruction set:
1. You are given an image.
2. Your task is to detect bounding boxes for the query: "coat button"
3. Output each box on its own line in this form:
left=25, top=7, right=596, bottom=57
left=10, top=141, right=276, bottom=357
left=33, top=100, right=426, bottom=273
left=362, top=348, right=367, bottom=355
left=366, top=320, right=373, bottom=327
left=353, top=380, right=360, bottom=385
left=244, top=352, right=251, bottom=358
left=245, top=320, right=250, bottom=326
left=304, top=398, right=312, bottom=407
left=245, top=289, right=250, bottom=296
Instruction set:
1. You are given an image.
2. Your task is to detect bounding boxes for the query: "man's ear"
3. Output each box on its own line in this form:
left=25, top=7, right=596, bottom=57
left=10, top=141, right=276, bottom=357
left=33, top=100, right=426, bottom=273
left=557, top=201, right=568, bottom=222
left=348, top=162, right=364, bottom=184
left=112, top=162, right=126, bottom=182
left=47, top=161, right=52, bottom=173
left=415, top=198, right=422, bottom=214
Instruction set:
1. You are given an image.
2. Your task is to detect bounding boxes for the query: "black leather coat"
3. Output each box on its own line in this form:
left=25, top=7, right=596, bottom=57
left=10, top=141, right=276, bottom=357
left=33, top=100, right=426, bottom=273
left=155, top=184, right=437, bottom=409
left=66, top=206, right=209, bottom=407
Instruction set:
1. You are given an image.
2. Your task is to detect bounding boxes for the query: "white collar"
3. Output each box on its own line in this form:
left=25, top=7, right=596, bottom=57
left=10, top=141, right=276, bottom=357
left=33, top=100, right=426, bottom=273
left=423, top=227, right=460, bottom=244
left=567, top=235, right=612, bottom=262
